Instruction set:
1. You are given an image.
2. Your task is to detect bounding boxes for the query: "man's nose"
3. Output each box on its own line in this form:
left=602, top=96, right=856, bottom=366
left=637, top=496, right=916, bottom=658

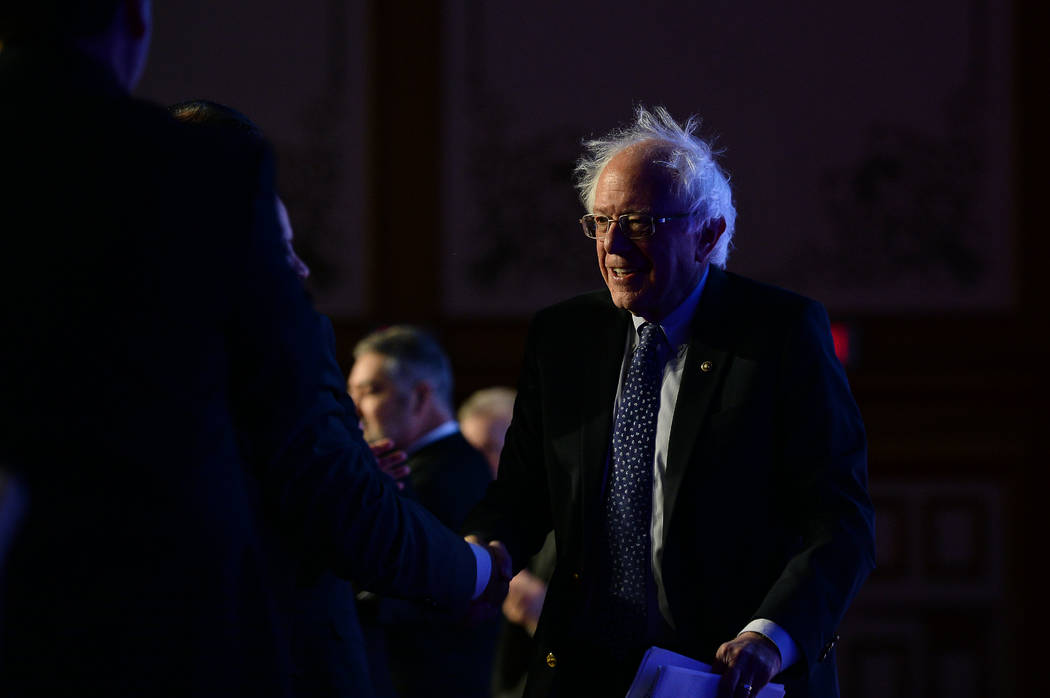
left=602, top=219, right=634, bottom=253
left=292, top=254, right=310, bottom=280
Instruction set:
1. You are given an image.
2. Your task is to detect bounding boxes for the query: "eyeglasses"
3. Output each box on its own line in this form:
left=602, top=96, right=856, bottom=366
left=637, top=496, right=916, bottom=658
left=580, top=212, right=692, bottom=240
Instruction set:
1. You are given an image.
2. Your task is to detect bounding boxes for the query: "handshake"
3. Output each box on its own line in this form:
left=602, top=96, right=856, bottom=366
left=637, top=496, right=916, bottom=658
left=463, top=535, right=513, bottom=625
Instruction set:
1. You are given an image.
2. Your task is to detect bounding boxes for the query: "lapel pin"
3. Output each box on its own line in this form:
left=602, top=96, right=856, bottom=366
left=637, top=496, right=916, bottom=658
left=700, top=360, right=713, bottom=373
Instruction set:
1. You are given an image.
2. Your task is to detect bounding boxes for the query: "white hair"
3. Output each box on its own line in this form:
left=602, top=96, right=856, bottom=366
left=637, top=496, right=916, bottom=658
left=573, top=105, right=737, bottom=268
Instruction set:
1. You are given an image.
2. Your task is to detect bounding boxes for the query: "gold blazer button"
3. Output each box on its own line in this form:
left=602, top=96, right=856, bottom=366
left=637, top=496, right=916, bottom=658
left=546, top=652, right=558, bottom=668
left=700, top=360, right=713, bottom=372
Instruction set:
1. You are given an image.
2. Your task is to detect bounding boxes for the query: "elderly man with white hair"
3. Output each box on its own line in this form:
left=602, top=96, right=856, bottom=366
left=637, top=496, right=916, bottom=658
left=463, top=106, right=875, bottom=698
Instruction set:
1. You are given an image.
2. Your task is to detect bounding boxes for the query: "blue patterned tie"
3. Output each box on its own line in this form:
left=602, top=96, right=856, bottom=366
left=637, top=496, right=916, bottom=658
left=602, top=321, right=665, bottom=648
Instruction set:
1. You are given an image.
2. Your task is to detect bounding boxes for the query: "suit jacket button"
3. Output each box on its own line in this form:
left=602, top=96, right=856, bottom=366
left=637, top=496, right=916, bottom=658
left=546, top=652, right=557, bottom=668
left=571, top=572, right=580, bottom=582
left=700, top=360, right=713, bottom=372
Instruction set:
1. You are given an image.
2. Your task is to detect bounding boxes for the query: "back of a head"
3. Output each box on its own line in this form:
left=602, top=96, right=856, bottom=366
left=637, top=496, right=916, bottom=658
left=458, top=387, right=516, bottom=477
left=0, top=0, right=122, bottom=45
left=353, top=325, right=454, bottom=412
left=169, top=99, right=314, bottom=281
left=458, top=386, right=516, bottom=425
left=168, top=100, right=265, bottom=144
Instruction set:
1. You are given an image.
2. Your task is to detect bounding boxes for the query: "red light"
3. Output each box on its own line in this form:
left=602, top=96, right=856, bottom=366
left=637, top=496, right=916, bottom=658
left=830, top=323, right=851, bottom=365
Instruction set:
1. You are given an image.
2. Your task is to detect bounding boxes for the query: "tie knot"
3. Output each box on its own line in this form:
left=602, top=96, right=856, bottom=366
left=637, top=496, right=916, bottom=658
left=637, top=322, right=663, bottom=350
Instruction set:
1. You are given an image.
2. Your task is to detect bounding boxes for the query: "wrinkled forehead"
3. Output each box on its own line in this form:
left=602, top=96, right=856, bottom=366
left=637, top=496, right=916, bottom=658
left=350, top=351, right=395, bottom=384
left=595, top=142, right=684, bottom=213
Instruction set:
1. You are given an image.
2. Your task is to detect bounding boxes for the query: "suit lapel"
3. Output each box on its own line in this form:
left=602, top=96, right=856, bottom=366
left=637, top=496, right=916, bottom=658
left=663, top=267, right=734, bottom=526
left=579, top=299, right=630, bottom=543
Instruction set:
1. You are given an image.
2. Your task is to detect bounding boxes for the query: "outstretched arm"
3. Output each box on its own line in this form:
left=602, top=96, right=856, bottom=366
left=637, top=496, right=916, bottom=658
left=223, top=160, right=482, bottom=608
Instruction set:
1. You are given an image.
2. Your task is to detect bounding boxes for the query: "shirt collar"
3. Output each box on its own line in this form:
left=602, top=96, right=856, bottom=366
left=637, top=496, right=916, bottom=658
left=631, top=264, right=710, bottom=348
left=406, top=420, right=460, bottom=455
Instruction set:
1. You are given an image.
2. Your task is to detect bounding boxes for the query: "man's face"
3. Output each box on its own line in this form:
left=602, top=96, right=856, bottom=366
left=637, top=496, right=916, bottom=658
left=347, top=352, right=412, bottom=445
left=124, top=0, right=154, bottom=90
left=460, top=412, right=510, bottom=478
left=275, top=197, right=310, bottom=280
left=594, top=143, right=711, bottom=321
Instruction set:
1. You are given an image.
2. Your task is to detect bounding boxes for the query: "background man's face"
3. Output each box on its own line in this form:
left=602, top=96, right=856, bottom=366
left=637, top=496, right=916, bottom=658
left=593, top=144, right=705, bottom=321
left=347, top=352, right=412, bottom=445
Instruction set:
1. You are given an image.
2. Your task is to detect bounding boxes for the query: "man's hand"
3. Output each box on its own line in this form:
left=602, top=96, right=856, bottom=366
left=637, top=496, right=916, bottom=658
left=712, top=631, right=782, bottom=698
left=368, top=438, right=409, bottom=489
left=502, top=569, right=547, bottom=635
left=463, top=536, right=512, bottom=625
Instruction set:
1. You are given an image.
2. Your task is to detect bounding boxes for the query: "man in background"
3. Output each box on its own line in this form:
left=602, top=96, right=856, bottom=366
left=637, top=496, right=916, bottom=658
left=0, top=4, right=505, bottom=695
left=459, top=386, right=517, bottom=479
left=349, top=326, right=499, bottom=697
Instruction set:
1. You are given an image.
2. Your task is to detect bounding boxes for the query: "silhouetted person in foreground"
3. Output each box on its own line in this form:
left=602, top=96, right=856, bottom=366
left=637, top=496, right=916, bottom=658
left=0, top=4, right=507, bottom=696
left=167, top=98, right=430, bottom=698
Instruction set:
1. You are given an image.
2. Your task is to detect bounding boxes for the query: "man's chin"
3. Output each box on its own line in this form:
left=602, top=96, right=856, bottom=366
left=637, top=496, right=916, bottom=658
left=609, top=290, right=651, bottom=318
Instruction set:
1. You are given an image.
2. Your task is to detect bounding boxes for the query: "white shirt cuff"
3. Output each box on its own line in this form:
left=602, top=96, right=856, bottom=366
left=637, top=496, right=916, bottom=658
left=468, top=542, right=490, bottom=600
left=740, top=618, right=799, bottom=670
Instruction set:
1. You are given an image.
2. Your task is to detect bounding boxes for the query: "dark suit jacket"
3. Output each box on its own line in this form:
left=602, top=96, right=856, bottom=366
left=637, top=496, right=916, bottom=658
left=464, top=268, right=876, bottom=697
left=272, top=317, right=375, bottom=698
left=361, top=432, right=499, bottom=697
left=0, top=45, right=477, bottom=697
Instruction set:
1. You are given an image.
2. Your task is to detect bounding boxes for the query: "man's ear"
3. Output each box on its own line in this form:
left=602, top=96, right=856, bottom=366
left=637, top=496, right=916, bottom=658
left=410, top=381, right=432, bottom=415
left=696, top=217, right=726, bottom=263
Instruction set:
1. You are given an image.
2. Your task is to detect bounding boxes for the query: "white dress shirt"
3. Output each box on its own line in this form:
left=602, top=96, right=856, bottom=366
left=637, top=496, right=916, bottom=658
left=405, top=419, right=460, bottom=456
left=611, top=265, right=798, bottom=669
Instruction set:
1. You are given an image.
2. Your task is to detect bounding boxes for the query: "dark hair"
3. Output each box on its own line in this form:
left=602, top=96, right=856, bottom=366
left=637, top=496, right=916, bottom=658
left=168, top=100, right=265, bottom=143
left=0, top=1, right=123, bottom=43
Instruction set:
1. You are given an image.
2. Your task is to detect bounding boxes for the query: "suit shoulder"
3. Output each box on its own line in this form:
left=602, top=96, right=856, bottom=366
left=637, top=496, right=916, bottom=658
left=712, top=271, right=834, bottom=361
left=411, top=434, right=489, bottom=478
left=530, top=289, right=620, bottom=331
left=407, top=434, right=492, bottom=528
left=721, top=271, right=824, bottom=325
left=723, top=271, right=816, bottom=309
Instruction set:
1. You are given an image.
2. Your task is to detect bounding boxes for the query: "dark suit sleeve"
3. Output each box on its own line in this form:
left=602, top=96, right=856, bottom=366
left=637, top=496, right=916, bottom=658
left=361, top=436, right=493, bottom=628
left=754, top=300, right=875, bottom=670
left=222, top=148, right=476, bottom=608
